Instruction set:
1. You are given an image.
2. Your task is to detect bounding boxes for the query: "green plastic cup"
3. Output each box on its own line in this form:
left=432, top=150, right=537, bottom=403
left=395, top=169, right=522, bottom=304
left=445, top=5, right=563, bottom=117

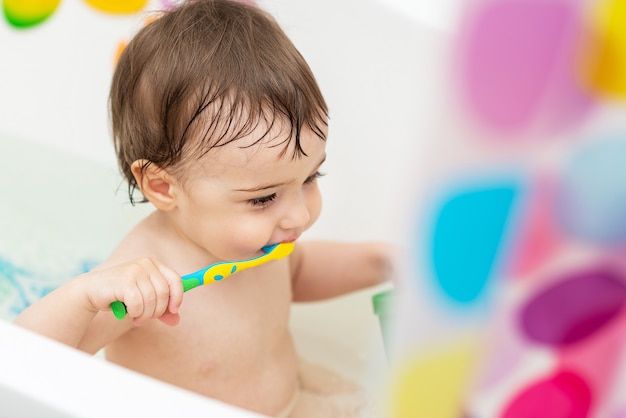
left=372, top=289, right=395, bottom=355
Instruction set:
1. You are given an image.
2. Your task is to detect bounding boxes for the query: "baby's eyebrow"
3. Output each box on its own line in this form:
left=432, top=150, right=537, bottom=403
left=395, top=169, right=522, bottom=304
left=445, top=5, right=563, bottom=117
left=236, top=182, right=286, bottom=193
left=235, top=154, right=326, bottom=193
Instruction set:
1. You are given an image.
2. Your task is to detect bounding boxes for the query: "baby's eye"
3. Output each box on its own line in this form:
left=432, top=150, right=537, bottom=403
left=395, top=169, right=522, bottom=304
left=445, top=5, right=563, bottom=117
left=249, top=193, right=277, bottom=208
left=304, top=171, right=325, bottom=184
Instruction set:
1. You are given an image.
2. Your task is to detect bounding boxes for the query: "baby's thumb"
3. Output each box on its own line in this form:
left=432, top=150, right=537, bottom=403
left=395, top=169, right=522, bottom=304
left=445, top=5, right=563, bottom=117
left=158, top=311, right=181, bottom=326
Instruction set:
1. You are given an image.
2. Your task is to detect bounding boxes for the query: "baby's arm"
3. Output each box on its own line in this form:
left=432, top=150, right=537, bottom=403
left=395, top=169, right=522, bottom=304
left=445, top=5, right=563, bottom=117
left=290, top=241, right=395, bottom=302
left=14, top=258, right=184, bottom=351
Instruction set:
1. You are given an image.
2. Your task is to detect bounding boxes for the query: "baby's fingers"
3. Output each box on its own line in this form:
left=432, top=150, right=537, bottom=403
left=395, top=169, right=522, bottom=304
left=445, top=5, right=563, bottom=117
left=120, top=283, right=148, bottom=321
left=131, top=278, right=160, bottom=325
left=153, top=259, right=184, bottom=316
left=122, top=258, right=183, bottom=325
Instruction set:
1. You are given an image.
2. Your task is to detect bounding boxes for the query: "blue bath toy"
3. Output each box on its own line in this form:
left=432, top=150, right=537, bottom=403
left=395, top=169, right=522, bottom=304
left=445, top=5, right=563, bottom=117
left=110, top=242, right=295, bottom=320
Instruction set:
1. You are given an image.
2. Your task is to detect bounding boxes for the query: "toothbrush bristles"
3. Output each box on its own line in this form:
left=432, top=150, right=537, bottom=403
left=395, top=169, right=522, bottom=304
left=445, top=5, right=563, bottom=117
left=261, top=243, right=278, bottom=253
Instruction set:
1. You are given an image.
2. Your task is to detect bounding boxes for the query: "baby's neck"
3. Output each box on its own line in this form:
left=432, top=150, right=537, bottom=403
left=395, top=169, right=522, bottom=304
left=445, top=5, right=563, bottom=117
left=140, top=211, right=220, bottom=275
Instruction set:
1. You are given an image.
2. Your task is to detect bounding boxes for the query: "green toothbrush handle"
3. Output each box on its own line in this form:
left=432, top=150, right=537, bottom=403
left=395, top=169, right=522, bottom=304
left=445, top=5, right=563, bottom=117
left=109, top=277, right=201, bottom=320
left=110, top=300, right=127, bottom=320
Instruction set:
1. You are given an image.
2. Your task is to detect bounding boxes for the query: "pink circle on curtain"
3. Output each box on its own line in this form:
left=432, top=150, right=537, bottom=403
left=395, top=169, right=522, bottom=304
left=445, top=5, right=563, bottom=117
left=454, top=0, right=592, bottom=136
left=501, top=370, right=592, bottom=418
left=160, top=0, right=176, bottom=9
left=519, top=265, right=626, bottom=346
left=506, top=175, right=562, bottom=278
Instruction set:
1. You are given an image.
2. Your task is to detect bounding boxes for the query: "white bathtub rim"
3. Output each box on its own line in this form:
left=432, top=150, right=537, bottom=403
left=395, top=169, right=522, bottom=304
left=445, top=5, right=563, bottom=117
left=0, top=319, right=264, bottom=418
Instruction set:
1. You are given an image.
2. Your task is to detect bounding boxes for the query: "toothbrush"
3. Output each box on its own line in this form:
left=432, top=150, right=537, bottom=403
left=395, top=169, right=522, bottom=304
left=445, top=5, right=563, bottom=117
left=110, top=242, right=295, bottom=320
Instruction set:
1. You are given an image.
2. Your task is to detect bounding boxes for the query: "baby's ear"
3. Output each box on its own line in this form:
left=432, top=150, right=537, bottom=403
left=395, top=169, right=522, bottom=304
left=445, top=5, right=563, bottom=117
left=131, top=160, right=178, bottom=211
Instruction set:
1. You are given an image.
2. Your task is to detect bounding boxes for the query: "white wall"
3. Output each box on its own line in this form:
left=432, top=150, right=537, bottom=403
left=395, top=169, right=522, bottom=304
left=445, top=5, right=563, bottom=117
left=0, top=0, right=450, bottom=245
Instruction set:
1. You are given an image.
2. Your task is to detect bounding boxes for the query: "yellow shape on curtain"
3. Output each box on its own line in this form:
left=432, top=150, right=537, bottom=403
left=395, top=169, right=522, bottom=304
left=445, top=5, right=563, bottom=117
left=2, top=0, right=61, bottom=28
left=82, top=0, right=148, bottom=14
left=386, top=337, right=479, bottom=418
left=579, top=0, right=626, bottom=99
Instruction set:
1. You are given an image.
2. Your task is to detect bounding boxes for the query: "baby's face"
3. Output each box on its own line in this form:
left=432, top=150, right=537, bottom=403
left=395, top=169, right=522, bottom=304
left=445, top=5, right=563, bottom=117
left=170, top=125, right=327, bottom=262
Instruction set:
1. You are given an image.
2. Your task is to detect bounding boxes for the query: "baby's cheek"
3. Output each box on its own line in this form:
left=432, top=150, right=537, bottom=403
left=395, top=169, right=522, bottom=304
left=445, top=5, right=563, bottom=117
left=307, top=187, right=323, bottom=227
left=227, top=221, right=272, bottom=254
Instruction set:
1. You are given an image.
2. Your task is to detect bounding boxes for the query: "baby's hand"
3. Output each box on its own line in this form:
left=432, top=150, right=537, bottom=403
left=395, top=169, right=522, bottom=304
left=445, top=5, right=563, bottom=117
left=83, top=258, right=184, bottom=326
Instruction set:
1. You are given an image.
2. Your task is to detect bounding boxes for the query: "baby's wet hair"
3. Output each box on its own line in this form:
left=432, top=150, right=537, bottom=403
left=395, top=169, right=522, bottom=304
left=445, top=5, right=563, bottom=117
left=109, top=0, right=328, bottom=203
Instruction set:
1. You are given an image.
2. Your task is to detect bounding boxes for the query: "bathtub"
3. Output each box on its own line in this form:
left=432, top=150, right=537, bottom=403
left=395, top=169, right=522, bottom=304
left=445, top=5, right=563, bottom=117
left=0, top=131, right=390, bottom=416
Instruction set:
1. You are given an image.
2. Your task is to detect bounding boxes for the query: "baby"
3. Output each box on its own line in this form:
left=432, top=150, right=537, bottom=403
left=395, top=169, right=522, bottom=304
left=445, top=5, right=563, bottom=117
left=14, top=1, right=392, bottom=416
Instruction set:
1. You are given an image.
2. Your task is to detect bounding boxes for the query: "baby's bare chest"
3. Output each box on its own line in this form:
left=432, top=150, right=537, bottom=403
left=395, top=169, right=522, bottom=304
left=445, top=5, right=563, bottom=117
left=107, top=262, right=296, bottom=393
